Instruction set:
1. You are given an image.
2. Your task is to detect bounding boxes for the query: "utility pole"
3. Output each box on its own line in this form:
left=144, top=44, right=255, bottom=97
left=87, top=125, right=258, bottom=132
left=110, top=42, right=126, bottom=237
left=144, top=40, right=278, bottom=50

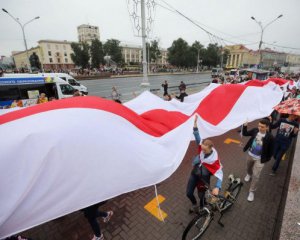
left=140, top=0, right=149, bottom=87
left=196, top=48, right=200, bottom=73
left=2, top=8, right=40, bottom=73
left=251, top=14, right=283, bottom=69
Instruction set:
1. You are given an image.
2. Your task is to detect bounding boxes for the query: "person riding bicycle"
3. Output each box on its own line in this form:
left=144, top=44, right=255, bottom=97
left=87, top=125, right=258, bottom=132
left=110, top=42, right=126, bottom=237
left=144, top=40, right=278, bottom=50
left=186, top=115, right=223, bottom=213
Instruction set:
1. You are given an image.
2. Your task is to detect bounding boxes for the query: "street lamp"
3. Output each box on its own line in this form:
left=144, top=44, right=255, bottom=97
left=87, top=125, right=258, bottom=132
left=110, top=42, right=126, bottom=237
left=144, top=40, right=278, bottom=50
left=251, top=14, right=282, bottom=69
left=196, top=48, right=200, bottom=73
left=2, top=8, right=40, bottom=73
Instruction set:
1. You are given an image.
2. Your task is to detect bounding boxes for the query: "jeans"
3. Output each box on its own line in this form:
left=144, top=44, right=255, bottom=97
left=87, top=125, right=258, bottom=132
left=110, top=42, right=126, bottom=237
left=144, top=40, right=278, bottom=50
left=83, top=205, right=108, bottom=237
left=186, top=173, right=206, bottom=207
left=272, top=141, right=290, bottom=172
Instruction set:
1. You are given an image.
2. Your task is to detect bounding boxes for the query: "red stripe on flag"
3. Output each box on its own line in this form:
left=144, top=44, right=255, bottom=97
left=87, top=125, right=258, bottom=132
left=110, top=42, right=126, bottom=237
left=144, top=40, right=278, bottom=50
left=202, top=160, right=221, bottom=175
left=195, top=84, right=246, bottom=125
left=0, top=96, right=188, bottom=137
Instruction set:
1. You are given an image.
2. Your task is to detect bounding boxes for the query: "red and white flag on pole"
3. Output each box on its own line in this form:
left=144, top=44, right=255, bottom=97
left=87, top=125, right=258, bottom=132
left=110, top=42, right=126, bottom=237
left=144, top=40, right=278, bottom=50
left=0, top=83, right=283, bottom=238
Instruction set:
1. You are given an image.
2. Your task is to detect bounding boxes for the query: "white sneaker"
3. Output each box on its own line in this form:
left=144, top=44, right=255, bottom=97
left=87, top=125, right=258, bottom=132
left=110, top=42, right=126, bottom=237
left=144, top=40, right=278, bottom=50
left=91, top=234, right=104, bottom=240
left=247, top=192, right=254, bottom=202
left=244, top=174, right=251, bottom=182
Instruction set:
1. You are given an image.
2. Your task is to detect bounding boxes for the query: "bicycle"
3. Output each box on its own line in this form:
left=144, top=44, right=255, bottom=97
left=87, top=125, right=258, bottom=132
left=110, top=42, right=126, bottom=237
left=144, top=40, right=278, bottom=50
left=182, top=174, right=243, bottom=240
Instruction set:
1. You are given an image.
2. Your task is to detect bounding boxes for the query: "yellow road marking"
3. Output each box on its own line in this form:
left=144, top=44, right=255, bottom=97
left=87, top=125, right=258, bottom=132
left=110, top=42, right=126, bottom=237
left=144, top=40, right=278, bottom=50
left=144, top=194, right=167, bottom=221
left=224, top=138, right=241, bottom=144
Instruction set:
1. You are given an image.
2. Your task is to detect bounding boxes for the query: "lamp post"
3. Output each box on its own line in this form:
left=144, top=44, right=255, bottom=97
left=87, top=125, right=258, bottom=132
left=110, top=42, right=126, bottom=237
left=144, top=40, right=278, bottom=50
left=140, top=0, right=149, bottom=87
left=2, top=8, right=40, bottom=73
left=220, top=49, right=224, bottom=69
left=196, top=48, right=200, bottom=73
left=251, top=14, right=282, bottom=69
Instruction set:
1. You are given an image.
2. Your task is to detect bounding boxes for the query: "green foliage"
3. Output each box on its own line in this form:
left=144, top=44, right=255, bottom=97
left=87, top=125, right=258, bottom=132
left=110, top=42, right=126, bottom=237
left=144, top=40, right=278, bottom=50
left=103, top=39, right=124, bottom=65
left=146, top=40, right=161, bottom=63
left=70, top=42, right=90, bottom=69
left=90, top=39, right=104, bottom=68
left=167, top=38, right=224, bottom=68
left=167, top=38, right=190, bottom=67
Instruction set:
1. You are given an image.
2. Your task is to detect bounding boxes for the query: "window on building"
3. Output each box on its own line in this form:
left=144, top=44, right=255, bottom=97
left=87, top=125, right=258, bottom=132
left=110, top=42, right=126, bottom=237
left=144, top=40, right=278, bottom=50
left=48, top=51, right=52, bottom=56
left=57, top=58, right=61, bottom=63
left=56, top=45, right=59, bottom=50
left=63, top=45, right=66, bottom=50
left=47, top=44, right=51, bottom=49
left=49, top=58, right=53, bottom=63
left=64, top=52, right=67, bottom=56
left=56, top=52, right=60, bottom=57
left=65, top=58, right=68, bottom=63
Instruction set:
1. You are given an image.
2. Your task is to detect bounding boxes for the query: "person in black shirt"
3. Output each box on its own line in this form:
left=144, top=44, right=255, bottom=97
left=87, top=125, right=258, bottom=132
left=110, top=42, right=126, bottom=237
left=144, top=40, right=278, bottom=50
left=161, top=80, right=168, bottom=96
left=269, top=114, right=299, bottom=175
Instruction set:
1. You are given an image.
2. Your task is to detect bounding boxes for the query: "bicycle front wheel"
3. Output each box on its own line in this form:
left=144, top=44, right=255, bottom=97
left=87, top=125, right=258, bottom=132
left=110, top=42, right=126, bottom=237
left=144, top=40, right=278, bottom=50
left=182, top=211, right=212, bottom=240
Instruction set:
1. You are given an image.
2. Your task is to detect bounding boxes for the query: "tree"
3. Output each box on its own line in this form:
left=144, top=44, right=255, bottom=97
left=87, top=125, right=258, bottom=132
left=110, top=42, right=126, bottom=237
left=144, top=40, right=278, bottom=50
left=187, top=41, right=204, bottom=67
left=29, top=52, right=41, bottom=70
left=201, top=43, right=220, bottom=67
left=103, top=39, right=123, bottom=65
left=146, top=40, right=161, bottom=64
left=70, top=42, right=90, bottom=69
left=90, top=39, right=104, bottom=68
left=167, top=38, right=190, bottom=67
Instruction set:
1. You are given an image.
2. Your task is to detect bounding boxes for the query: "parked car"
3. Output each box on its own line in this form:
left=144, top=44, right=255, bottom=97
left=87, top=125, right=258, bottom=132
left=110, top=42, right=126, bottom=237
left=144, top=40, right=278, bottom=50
left=211, top=68, right=223, bottom=78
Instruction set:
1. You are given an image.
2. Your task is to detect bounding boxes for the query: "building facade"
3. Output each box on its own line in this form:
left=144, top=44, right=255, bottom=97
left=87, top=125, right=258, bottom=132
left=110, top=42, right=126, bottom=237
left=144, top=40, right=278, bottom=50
left=286, top=53, right=300, bottom=66
left=261, top=49, right=286, bottom=68
left=224, top=44, right=293, bottom=69
left=224, top=44, right=259, bottom=69
left=77, top=24, right=100, bottom=44
left=121, top=44, right=168, bottom=66
left=12, top=47, right=42, bottom=70
left=121, top=44, right=142, bottom=64
left=12, top=40, right=75, bottom=71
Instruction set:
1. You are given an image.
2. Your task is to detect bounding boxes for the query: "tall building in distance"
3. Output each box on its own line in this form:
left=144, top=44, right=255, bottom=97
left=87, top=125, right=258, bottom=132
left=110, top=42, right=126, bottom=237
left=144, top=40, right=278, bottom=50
left=77, top=24, right=100, bottom=44
left=12, top=40, right=75, bottom=71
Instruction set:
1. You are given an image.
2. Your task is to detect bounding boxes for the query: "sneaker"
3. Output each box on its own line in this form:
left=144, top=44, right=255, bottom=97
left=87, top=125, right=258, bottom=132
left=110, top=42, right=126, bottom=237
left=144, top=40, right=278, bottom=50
left=269, top=171, right=276, bottom=176
left=244, top=174, right=251, bottom=182
left=92, top=234, right=104, bottom=240
left=103, top=211, right=113, bottom=223
left=247, top=192, right=254, bottom=202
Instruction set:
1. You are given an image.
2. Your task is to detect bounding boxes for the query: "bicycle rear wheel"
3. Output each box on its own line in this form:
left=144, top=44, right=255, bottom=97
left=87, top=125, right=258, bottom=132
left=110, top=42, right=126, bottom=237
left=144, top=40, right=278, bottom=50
left=220, top=182, right=243, bottom=211
left=182, top=211, right=212, bottom=240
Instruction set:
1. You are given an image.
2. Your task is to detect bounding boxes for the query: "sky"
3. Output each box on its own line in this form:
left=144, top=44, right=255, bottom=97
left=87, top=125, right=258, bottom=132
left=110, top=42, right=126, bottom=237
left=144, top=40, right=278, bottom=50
left=1, top=0, right=300, bottom=57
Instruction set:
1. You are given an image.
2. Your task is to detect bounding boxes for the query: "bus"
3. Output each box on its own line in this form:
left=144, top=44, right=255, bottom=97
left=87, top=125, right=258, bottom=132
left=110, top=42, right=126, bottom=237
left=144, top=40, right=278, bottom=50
left=0, top=76, right=75, bottom=108
left=4, top=73, right=88, bottom=95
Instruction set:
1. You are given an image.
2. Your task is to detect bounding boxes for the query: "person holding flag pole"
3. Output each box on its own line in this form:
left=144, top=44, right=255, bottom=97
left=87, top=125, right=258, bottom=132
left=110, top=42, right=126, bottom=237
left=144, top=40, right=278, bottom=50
left=186, top=115, right=223, bottom=213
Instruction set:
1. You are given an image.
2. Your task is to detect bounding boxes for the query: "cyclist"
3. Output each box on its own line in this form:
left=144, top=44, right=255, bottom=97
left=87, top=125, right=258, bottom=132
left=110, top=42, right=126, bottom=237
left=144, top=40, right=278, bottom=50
left=186, top=115, right=223, bottom=213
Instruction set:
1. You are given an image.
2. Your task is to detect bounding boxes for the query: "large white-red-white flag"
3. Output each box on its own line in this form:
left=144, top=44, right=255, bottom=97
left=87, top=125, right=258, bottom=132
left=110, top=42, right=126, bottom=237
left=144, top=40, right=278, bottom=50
left=0, top=83, right=283, bottom=238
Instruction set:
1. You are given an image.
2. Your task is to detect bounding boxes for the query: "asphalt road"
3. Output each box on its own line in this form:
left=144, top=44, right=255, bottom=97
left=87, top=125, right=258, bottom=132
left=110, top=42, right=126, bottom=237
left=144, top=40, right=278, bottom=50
left=79, top=73, right=212, bottom=101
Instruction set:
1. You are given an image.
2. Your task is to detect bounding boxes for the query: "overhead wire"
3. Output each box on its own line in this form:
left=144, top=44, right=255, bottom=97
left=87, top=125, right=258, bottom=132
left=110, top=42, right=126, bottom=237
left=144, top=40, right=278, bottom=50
left=157, top=0, right=299, bottom=51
